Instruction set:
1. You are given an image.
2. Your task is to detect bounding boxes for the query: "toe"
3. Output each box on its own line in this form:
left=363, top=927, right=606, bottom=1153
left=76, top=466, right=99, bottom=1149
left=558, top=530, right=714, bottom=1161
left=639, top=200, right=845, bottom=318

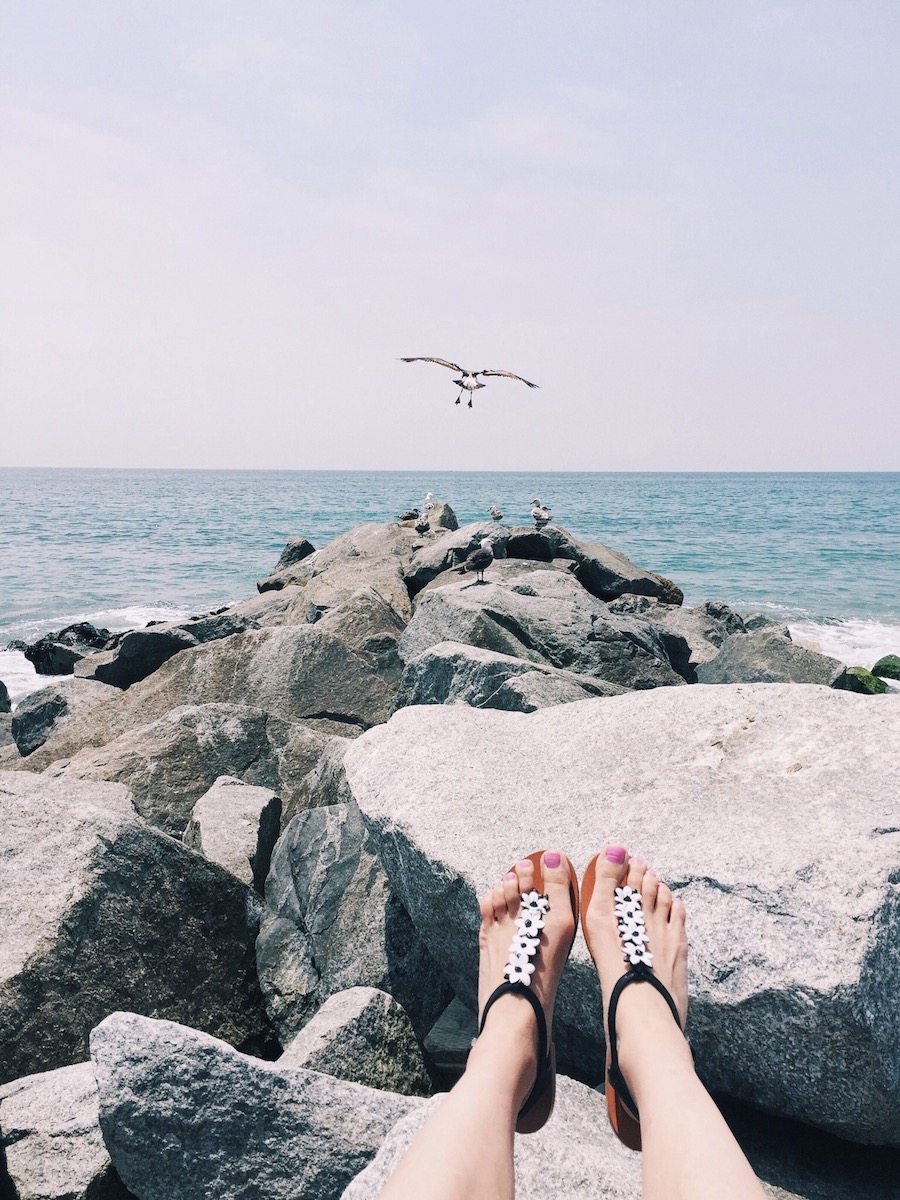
left=479, top=890, right=494, bottom=926
left=502, top=871, right=521, bottom=917
left=491, top=883, right=508, bottom=922
left=591, top=844, right=630, bottom=893
left=626, top=857, right=647, bottom=891
left=641, top=868, right=659, bottom=911
left=542, top=850, right=576, bottom=932
left=515, top=857, right=535, bottom=895
left=656, top=881, right=673, bottom=915
left=670, top=896, right=686, bottom=927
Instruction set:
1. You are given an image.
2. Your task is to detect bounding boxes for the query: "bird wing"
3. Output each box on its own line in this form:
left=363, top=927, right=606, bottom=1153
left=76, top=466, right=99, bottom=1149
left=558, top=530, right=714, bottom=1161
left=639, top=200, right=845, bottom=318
left=477, top=370, right=539, bottom=388
left=400, top=357, right=465, bottom=373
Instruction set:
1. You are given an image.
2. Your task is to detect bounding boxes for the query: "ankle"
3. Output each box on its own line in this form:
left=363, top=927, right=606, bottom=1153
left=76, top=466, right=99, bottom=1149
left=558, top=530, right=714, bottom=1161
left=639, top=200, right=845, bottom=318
left=614, top=1004, right=694, bottom=1101
left=470, top=996, right=539, bottom=1105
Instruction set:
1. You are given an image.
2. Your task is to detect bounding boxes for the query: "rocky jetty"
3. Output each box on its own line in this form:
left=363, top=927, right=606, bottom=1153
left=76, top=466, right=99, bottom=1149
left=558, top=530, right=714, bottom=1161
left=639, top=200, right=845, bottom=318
left=1, top=507, right=897, bottom=1199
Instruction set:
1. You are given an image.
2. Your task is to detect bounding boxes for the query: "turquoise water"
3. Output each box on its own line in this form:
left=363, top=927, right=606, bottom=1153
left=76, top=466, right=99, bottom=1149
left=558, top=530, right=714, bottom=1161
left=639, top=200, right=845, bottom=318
left=1, top=470, right=898, bottom=697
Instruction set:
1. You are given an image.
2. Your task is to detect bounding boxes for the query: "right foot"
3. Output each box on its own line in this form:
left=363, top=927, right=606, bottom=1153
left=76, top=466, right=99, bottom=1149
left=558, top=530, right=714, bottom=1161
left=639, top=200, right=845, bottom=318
left=583, top=846, right=691, bottom=1093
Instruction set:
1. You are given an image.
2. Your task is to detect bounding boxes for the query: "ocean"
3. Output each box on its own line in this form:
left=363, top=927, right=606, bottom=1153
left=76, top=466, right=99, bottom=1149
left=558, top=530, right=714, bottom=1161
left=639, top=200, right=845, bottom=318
left=2, top=468, right=898, bottom=704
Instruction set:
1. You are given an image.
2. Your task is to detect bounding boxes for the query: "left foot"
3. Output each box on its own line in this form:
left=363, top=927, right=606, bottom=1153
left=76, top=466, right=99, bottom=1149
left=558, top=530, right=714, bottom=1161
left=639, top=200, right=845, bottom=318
left=473, top=852, right=576, bottom=1106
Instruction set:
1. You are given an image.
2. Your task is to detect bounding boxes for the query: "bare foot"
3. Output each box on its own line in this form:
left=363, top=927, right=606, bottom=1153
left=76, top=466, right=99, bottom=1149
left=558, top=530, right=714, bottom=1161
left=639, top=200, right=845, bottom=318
left=473, top=851, right=576, bottom=1108
left=583, top=846, right=690, bottom=1093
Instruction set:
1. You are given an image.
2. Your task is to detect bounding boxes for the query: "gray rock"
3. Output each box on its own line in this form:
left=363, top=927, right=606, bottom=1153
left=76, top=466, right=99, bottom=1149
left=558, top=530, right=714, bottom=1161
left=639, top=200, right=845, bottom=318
left=280, top=986, right=431, bottom=1096
left=24, top=623, right=113, bottom=676
left=873, top=654, right=900, bottom=681
left=178, top=611, right=258, bottom=643
left=30, top=624, right=392, bottom=769
left=10, top=678, right=116, bottom=757
left=0, top=679, right=9, bottom=712
left=404, top=521, right=511, bottom=593
left=400, top=570, right=686, bottom=690
left=185, top=775, right=282, bottom=891
left=257, top=802, right=449, bottom=1046
left=697, top=629, right=851, bottom=688
left=0, top=713, right=13, bottom=749
left=313, top=587, right=407, bottom=682
left=0, top=772, right=271, bottom=1084
left=48, top=703, right=336, bottom=836
left=344, top=1076, right=641, bottom=1200
left=0, top=1061, right=132, bottom=1200
left=273, top=536, right=316, bottom=572
left=422, top=996, right=476, bottom=1080
left=344, top=686, right=900, bottom=1144
left=90, top=1012, right=416, bottom=1200
left=75, top=626, right=199, bottom=689
left=425, top=500, right=458, bottom=531
left=395, top=640, right=625, bottom=712
left=609, top=597, right=746, bottom=671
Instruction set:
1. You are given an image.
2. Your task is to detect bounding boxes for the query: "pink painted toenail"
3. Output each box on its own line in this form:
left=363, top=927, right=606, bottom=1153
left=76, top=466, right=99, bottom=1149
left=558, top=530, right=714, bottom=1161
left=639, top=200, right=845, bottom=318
left=544, top=851, right=561, bottom=868
left=517, top=860, right=532, bottom=869
left=504, top=872, right=517, bottom=880
left=605, top=845, right=626, bottom=863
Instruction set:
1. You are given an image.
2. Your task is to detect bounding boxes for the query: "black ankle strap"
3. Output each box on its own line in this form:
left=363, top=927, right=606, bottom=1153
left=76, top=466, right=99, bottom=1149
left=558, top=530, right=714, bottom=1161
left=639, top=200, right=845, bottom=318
left=607, top=964, right=682, bottom=1119
left=478, top=981, right=550, bottom=1120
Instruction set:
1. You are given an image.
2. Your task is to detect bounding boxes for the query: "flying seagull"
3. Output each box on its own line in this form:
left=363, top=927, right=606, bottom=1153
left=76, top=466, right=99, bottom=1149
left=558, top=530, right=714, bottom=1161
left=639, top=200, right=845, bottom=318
left=457, top=537, right=495, bottom=584
left=401, top=358, right=539, bottom=407
left=489, top=504, right=503, bottom=522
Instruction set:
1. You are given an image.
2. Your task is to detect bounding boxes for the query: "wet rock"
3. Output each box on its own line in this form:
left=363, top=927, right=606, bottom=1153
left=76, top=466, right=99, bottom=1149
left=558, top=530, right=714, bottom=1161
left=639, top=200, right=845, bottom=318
left=75, top=627, right=199, bottom=689
left=0, top=1061, right=133, bottom=1200
left=24, top=623, right=113, bottom=676
left=256, top=802, right=448, bottom=1047
left=90, top=1012, right=416, bottom=1200
left=10, top=678, right=116, bottom=757
left=845, top=667, right=889, bottom=695
left=873, top=654, right=900, bottom=681
left=0, top=772, right=271, bottom=1084
left=280, top=987, right=431, bottom=1096
left=697, top=629, right=851, bottom=688
left=0, top=679, right=9, bottom=713
left=50, top=703, right=335, bottom=836
left=185, top=776, right=282, bottom=891
left=344, top=686, right=900, bottom=1144
left=400, top=570, right=686, bottom=691
left=395, top=640, right=625, bottom=712
left=273, top=536, right=316, bottom=572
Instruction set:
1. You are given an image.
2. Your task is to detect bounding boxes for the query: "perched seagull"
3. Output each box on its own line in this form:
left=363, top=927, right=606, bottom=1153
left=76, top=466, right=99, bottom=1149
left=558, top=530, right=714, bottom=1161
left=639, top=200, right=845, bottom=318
left=531, top=498, right=552, bottom=529
left=457, top=537, right=495, bottom=584
left=489, top=504, right=504, bottom=522
left=398, top=506, right=420, bottom=522
left=414, top=515, right=431, bottom=535
left=401, top=357, right=539, bottom=408
left=424, top=492, right=435, bottom=511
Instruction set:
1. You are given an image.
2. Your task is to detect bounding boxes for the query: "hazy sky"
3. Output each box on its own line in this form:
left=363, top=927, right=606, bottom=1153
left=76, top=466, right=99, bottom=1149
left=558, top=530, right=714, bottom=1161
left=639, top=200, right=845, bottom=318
left=2, top=2, right=897, bottom=470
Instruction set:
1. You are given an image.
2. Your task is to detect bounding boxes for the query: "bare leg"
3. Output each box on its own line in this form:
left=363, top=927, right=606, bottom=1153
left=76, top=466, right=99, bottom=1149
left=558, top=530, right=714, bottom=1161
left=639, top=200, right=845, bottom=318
left=378, top=852, right=576, bottom=1200
left=584, top=848, right=766, bottom=1200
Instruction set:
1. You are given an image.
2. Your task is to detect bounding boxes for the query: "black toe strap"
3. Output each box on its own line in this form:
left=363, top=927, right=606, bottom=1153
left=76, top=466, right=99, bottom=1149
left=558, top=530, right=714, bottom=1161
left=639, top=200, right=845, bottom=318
left=607, top=964, right=682, bottom=1120
left=478, top=981, right=550, bottom=1120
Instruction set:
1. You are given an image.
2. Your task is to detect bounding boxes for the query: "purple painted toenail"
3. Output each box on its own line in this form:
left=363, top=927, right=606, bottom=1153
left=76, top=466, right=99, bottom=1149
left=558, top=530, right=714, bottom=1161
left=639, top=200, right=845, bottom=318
left=504, top=871, right=516, bottom=880
left=544, top=851, right=561, bottom=868
left=605, top=845, right=626, bottom=864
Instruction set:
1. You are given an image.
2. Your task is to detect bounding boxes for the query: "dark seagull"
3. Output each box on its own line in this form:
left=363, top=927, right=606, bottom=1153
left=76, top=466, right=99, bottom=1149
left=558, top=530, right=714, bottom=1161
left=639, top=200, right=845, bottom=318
left=457, top=537, right=495, bottom=584
left=401, top=357, right=539, bottom=408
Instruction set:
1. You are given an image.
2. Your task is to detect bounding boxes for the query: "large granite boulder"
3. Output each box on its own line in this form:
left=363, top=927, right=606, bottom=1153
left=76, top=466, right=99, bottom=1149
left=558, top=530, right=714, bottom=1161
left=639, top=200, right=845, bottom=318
left=280, top=987, right=431, bottom=1096
left=425, top=500, right=458, bottom=530
left=74, top=626, right=199, bottom=689
left=405, top=522, right=682, bottom=604
left=257, top=522, right=421, bottom=622
left=395, top=640, right=625, bottom=712
left=0, top=713, right=13, bottom=749
left=48, top=703, right=335, bottom=836
left=256, top=802, right=448, bottom=1047
left=313, top=587, right=407, bottom=683
left=185, top=776, right=282, bottom=891
left=609, top=596, right=746, bottom=671
left=400, top=570, right=687, bottom=690
left=697, top=629, right=852, bottom=688
left=0, top=772, right=271, bottom=1084
left=90, top=1012, right=416, bottom=1200
left=23, top=623, right=112, bottom=676
left=28, top=624, right=392, bottom=769
left=0, top=1062, right=132, bottom=1200
left=10, top=678, right=117, bottom=756
left=343, top=687, right=900, bottom=1145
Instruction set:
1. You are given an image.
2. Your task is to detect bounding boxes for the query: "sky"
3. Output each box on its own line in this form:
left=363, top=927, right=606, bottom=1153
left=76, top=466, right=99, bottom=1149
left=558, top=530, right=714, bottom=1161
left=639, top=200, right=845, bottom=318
left=1, top=2, right=898, bottom=471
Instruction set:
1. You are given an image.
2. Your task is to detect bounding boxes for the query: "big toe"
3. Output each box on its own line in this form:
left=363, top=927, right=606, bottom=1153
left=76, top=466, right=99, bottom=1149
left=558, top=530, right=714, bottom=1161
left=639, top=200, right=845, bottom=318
left=540, top=850, right=576, bottom=937
left=589, top=845, right=630, bottom=899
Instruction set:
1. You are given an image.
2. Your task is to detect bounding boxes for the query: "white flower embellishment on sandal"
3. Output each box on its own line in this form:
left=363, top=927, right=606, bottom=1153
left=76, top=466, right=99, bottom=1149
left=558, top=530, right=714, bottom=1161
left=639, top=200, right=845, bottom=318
left=504, top=892, right=549, bottom=987
left=615, top=885, right=653, bottom=968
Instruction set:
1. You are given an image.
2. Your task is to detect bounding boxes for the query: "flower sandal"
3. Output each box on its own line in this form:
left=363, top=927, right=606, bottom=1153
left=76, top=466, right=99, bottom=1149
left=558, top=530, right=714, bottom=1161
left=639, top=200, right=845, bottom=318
left=476, top=850, right=580, bottom=1135
left=580, top=855, right=684, bottom=1152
